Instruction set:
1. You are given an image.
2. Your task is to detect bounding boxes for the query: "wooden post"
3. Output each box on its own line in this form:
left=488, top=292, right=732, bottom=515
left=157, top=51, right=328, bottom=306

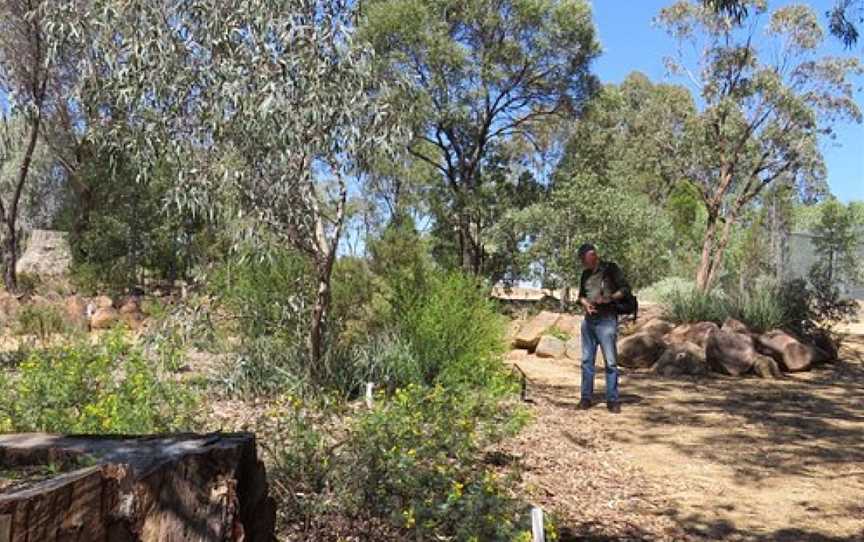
left=531, top=506, right=545, bottom=542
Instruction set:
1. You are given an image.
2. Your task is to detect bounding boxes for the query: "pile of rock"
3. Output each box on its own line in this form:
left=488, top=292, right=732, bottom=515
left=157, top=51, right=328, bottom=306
left=620, top=317, right=833, bottom=378
left=509, top=311, right=835, bottom=379
left=0, top=292, right=148, bottom=333
left=510, top=310, right=583, bottom=361
left=67, top=294, right=147, bottom=331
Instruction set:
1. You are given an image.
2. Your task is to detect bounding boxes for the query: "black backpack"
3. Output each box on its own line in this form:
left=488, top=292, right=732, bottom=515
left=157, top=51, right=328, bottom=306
left=600, top=263, right=638, bottom=321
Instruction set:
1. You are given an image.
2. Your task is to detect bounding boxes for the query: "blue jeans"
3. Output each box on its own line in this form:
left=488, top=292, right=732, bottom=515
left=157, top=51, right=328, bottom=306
left=581, top=316, right=619, bottom=403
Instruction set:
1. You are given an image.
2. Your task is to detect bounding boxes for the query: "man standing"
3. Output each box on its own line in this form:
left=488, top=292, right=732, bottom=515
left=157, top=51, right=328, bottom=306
left=576, top=243, right=630, bottom=413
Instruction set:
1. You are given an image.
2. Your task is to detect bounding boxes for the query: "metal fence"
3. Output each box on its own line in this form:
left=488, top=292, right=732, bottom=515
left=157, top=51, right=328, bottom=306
left=785, top=231, right=864, bottom=299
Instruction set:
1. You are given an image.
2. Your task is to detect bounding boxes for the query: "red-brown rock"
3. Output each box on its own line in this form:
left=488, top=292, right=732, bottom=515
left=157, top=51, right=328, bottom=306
left=513, top=311, right=560, bottom=350
left=65, top=295, right=89, bottom=331
left=722, top=317, right=749, bottom=334
left=753, top=354, right=783, bottom=379
left=706, top=329, right=756, bottom=376
left=618, top=332, right=666, bottom=369
left=668, top=322, right=721, bottom=348
left=535, top=336, right=566, bottom=359
left=756, top=330, right=831, bottom=372
left=90, top=307, right=120, bottom=330
left=654, top=341, right=708, bottom=377
left=638, top=318, right=674, bottom=338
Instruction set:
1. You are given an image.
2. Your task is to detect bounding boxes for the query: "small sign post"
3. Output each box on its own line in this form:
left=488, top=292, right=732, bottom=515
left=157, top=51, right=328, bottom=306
left=365, top=382, right=374, bottom=409
left=531, top=506, right=544, bottom=542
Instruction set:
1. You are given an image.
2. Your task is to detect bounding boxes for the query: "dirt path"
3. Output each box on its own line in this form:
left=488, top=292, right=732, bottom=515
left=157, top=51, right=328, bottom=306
left=503, top=337, right=864, bottom=541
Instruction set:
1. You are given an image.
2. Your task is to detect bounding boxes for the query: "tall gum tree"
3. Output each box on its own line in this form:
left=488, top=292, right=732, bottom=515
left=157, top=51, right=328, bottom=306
left=657, top=0, right=862, bottom=291
left=0, top=0, right=54, bottom=292
left=54, top=0, right=409, bottom=365
left=360, top=0, right=600, bottom=276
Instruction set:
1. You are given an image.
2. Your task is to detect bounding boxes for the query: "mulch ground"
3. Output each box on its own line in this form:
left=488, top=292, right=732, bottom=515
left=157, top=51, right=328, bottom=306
left=497, top=383, right=691, bottom=541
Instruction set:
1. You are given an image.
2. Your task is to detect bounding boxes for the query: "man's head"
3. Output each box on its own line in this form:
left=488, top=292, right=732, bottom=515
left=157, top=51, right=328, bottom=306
left=577, top=243, right=599, bottom=269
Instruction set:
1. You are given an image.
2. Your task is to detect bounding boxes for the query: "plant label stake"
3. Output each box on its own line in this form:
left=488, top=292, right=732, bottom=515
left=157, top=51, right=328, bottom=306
left=365, top=382, right=374, bottom=409
left=531, top=506, right=545, bottom=542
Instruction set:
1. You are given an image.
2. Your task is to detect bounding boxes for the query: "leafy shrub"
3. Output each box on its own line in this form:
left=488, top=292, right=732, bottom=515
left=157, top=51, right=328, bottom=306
left=266, top=384, right=540, bottom=540
left=319, top=333, right=422, bottom=397
left=390, top=271, right=508, bottom=388
left=210, top=249, right=315, bottom=395
left=343, top=385, right=529, bottom=539
left=661, top=287, right=730, bottom=325
left=15, top=303, right=69, bottom=340
left=728, top=281, right=790, bottom=333
left=639, top=276, right=697, bottom=303
left=658, top=269, right=857, bottom=343
left=15, top=272, right=41, bottom=297
left=0, top=331, right=196, bottom=433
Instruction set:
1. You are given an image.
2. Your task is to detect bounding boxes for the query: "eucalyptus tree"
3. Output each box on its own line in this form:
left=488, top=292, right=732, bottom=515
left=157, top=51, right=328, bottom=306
left=657, top=0, right=862, bottom=291
left=705, top=0, right=864, bottom=47
left=360, top=0, right=599, bottom=276
left=0, top=0, right=57, bottom=291
left=54, top=0, right=408, bottom=365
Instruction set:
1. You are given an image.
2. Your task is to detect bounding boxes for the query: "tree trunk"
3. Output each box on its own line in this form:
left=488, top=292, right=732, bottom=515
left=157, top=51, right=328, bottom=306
left=704, top=215, right=736, bottom=289
left=309, top=266, right=331, bottom=368
left=459, top=213, right=474, bottom=273
left=2, top=115, right=42, bottom=293
left=695, top=213, right=719, bottom=291
left=307, top=172, right=347, bottom=368
left=2, top=221, right=18, bottom=293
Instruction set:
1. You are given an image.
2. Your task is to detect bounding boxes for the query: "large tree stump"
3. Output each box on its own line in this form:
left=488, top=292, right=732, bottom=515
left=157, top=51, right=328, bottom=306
left=0, top=433, right=274, bottom=542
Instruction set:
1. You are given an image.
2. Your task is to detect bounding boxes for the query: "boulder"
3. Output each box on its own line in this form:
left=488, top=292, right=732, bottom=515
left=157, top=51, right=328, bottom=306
left=753, top=354, right=783, bottom=379
left=722, top=317, right=750, bottom=334
left=638, top=318, right=674, bottom=338
left=654, top=341, right=708, bottom=377
left=15, top=230, right=72, bottom=278
left=65, top=295, right=89, bottom=331
left=810, top=330, right=839, bottom=362
left=119, top=297, right=141, bottom=314
left=706, top=330, right=756, bottom=376
left=513, top=310, right=561, bottom=350
left=122, top=310, right=146, bottom=331
left=535, top=336, right=566, bottom=359
left=565, top=338, right=582, bottom=361
left=618, top=332, right=666, bottom=369
left=90, top=307, right=120, bottom=330
left=93, top=295, right=114, bottom=309
left=668, top=321, right=720, bottom=348
left=755, top=329, right=831, bottom=373
left=555, top=314, right=583, bottom=337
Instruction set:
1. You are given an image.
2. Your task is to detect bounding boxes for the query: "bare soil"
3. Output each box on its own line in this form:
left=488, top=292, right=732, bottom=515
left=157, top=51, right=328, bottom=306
left=502, top=337, right=864, bottom=541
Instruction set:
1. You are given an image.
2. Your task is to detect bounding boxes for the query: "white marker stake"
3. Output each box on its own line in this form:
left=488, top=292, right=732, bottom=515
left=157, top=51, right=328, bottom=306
left=531, top=507, right=545, bottom=542
left=365, top=382, right=374, bottom=409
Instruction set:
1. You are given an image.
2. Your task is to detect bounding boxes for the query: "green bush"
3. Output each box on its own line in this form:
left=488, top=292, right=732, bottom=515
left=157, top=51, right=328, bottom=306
left=0, top=331, right=196, bottom=433
left=639, top=276, right=697, bottom=303
left=343, top=385, right=529, bottom=539
left=267, top=384, right=539, bottom=540
left=660, top=286, right=730, bottom=325
left=14, top=304, right=69, bottom=340
left=728, top=283, right=790, bottom=333
left=210, top=249, right=316, bottom=395
left=390, top=271, right=508, bottom=388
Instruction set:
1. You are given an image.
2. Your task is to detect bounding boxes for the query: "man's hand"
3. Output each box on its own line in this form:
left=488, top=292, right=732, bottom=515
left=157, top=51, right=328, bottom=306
left=595, top=295, right=611, bottom=305
left=581, top=298, right=597, bottom=315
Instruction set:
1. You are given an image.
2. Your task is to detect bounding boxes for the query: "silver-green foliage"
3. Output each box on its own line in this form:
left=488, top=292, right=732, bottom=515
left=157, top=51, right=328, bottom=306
left=48, top=0, right=410, bottom=362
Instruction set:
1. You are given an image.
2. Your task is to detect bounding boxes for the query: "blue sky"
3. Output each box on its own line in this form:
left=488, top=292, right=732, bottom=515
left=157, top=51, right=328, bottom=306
left=590, top=0, right=863, bottom=202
